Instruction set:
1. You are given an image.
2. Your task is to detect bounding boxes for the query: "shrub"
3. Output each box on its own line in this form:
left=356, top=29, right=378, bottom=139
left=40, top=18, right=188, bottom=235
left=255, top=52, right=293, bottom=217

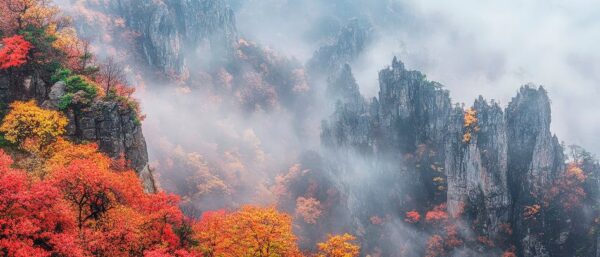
left=51, top=68, right=101, bottom=109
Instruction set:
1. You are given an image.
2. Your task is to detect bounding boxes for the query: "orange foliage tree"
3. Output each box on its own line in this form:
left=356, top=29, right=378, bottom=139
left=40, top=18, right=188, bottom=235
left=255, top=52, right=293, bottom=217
left=316, top=233, right=360, bottom=257
left=425, top=204, right=448, bottom=224
left=462, top=107, right=479, bottom=143
left=544, top=163, right=586, bottom=210
left=193, top=210, right=229, bottom=256
left=404, top=210, right=421, bottom=224
left=50, top=158, right=132, bottom=231
left=192, top=205, right=302, bottom=257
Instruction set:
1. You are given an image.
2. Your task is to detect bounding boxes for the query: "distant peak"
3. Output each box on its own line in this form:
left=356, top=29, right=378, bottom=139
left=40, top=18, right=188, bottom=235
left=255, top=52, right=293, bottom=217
left=391, top=56, right=405, bottom=70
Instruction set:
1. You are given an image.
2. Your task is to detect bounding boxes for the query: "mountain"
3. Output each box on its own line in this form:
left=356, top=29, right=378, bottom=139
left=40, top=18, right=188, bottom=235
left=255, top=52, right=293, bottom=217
left=50, top=0, right=600, bottom=256
left=320, top=57, right=600, bottom=256
left=94, top=0, right=237, bottom=74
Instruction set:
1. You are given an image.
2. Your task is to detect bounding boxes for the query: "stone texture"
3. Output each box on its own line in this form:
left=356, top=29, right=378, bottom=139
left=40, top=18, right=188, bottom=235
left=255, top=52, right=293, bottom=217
left=106, top=0, right=237, bottom=74
left=307, top=19, right=372, bottom=79
left=445, top=97, right=511, bottom=239
left=506, top=85, right=565, bottom=257
left=67, top=101, right=155, bottom=192
left=0, top=72, right=156, bottom=193
left=321, top=57, right=578, bottom=256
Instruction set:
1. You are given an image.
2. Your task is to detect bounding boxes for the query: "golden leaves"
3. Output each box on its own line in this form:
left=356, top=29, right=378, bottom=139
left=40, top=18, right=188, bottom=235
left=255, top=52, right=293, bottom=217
left=462, top=108, right=479, bottom=143
left=317, top=233, right=360, bottom=257
left=0, top=100, right=68, bottom=152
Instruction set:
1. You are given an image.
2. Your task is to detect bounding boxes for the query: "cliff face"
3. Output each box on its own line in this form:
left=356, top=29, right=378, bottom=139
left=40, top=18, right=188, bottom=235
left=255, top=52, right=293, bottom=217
left=321, top=57, right=592, bottom=256
left=106, top=0, right=237, bottom=73
left=506, top=86, right=565, bottom=257
left=64, top=100, right=155, bottom=192
left=307, top=19, right=372, bottom=79
left=0, top=71, right=155, bottom=193
left=445, top=97, right=511, bottom=239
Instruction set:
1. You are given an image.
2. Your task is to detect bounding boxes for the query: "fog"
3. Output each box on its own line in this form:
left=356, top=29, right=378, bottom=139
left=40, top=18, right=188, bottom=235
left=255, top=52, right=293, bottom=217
left=53, top=0, right=600, bottom=254
left=233, top=0, right=600, bottom=154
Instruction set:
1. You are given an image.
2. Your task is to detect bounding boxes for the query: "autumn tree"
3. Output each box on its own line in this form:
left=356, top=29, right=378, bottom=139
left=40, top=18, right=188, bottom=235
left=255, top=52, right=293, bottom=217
left=0, top=100, right=68, bottom=152
left=404, top=210, right=421, bottom=224
left=43, top=139, right=111, bottom=176
left=49, top=153, right=186, bottom=254
left=316, top=234, right=360, bottom=257
left=462, top=107, right=479, bottom=143
left=425, top=204, right=448, bottom=224
left=50, top=158, right=125, bottom=231
left=192, top=205, right=302, bottom=257
left=138, top=192, right=185, bottom=250
left=227, top=205, right=302, bottom=257
left=544, top=163, right=586, bottom=210
left=50, top=27, right=92, bottom=71
left=0, top=149, right=82, bottom=257
left=0, top=35, right=32, bottom=69
left=87, top=192, right=184, bottom=257
left=425, top=235, right=444, bottom=257
left=0, top=0, right=36, bottom=33
left=98, top=56, right=127, bottom=93
left=193, top=210, right=229, bottom=257
left=295, top=197, right=322, bottom=224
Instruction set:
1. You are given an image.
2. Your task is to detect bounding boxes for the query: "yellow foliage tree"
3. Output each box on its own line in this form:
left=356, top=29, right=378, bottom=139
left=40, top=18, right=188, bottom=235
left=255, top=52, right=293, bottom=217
left=317, top=233, right=360, bottom=257
left=193, top=205, right=303, bottom=257
left=0, top=100, right=68, bottom=152
left=227, top=205, right=302, bottom=257
left=462, top=108, right=479, bottom=143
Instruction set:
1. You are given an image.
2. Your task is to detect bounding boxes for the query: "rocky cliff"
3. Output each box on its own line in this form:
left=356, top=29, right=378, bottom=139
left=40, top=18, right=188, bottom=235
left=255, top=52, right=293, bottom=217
left=307, top=19, right=372, bottom=79
left=321, top=57, right=597, bottom=256
left=92, top=0, right=237, bottom=74
left=0, top=71, right=155, bottom=193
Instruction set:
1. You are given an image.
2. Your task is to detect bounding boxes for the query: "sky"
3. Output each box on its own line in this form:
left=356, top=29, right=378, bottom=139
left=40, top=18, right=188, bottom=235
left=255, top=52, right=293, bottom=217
left=232, top=0, right=600, bottom=154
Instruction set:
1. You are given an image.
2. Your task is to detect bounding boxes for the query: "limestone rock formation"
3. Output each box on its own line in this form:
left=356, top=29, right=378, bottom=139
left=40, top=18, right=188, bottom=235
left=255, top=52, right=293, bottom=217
left=307, top=19, right=372, bottom=78
left=105, top=0, right=237, bottom=73
left=320, top=57, right=589, bottom=256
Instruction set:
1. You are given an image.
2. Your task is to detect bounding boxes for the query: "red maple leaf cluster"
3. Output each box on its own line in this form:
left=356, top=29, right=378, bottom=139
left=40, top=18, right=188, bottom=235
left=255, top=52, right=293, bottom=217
left=0, top=35, right=32, bottom=69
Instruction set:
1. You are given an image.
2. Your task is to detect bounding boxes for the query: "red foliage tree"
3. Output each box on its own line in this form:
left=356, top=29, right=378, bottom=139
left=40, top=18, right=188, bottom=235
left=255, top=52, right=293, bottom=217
left=425, top=204, right=448, bottom=224
left=0, top=150, right=82, bottom=257
left=404, top=210, right=421, bottom=224
left=50, top=158, right=124, bottom=231
left=0, top=35, right=32, bottom=69
left=193, top=210, right=229, bottom=256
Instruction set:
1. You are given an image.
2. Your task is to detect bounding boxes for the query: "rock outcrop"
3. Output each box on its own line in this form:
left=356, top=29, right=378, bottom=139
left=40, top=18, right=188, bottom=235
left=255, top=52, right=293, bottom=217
left=0, top=72, right=156, bottom=193
left=307, top=19, right=372, bottom=79
left=320, top=57, right=582, bottom=256
left=65, top=100, right=155, bottom=192
left=506, top=85, right=565, bottom=257
left=104, top=0, right=237, bottom=74
left=445, top=97, right=511, bottom=239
